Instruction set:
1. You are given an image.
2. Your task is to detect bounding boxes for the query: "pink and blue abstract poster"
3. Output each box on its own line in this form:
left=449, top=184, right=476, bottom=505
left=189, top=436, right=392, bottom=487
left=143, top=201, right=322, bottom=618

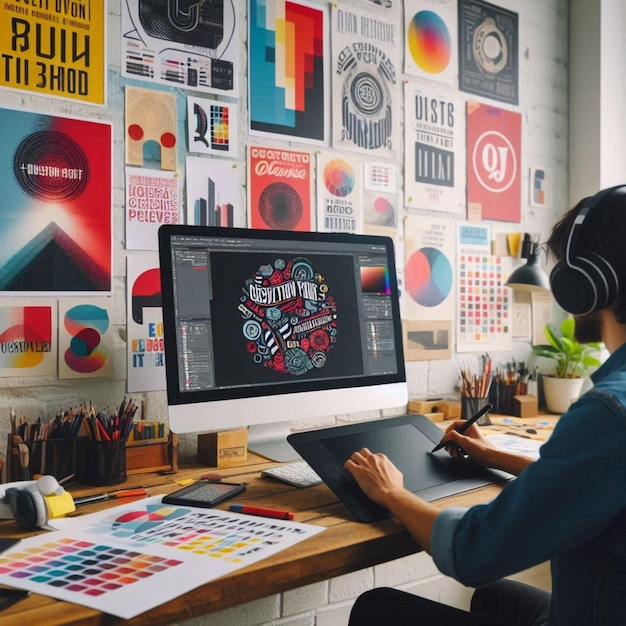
left=248, top=0, right=328, bottom=144
left=0, top=107, right=112, bottom=293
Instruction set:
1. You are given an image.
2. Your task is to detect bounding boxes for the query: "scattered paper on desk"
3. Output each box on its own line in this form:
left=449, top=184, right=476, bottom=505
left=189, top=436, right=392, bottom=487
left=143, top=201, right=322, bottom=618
left=486, top=434, right=543, bottom=459
left=0, top=496, right=324, bottom=620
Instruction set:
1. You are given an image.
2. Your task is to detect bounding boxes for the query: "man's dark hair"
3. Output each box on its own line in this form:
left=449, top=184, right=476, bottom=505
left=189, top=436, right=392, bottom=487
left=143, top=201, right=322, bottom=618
left=546, top=190, right=626, bottom=322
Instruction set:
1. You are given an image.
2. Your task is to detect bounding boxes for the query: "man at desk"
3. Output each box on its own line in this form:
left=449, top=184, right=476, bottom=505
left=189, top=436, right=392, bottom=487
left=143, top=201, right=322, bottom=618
left=345, top=185, right=626, bottom=626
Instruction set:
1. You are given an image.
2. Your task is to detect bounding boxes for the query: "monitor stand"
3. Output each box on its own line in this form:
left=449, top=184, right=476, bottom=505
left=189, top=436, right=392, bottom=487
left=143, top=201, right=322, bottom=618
left=247, top=422, right=301, bottom=462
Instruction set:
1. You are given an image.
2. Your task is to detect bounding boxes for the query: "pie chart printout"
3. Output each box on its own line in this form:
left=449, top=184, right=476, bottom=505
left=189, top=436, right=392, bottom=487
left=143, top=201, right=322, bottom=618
left=405, top=247, right=453, bottom=307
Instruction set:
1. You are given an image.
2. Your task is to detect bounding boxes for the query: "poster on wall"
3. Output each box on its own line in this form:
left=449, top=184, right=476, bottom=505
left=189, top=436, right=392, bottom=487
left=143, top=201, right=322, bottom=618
left=402, top=215, right=454, bottom=360
left=331, top=4, right=400, bottom=159
left=0, top=305, right=56, bottom=378
left=186, top=156, right=242, bottom=227
left=125, top=169, right=181, bottom=251
left=456, top=223, right=512, bottom=352
left=187, top=96, right=238, bottom=159
left=249, top=0, right=328, bottom=145
left=404, top=0, right=458, bottom=87
left=316, top=152, right=362, bottom=234
left=404, top=81, right=465, bottom=214
left=0, top=108, right=112, bottom=293
left=127, top=255, right=166, bottom=393
left=458, top=0, right=518, bottom=105
left=58, top=299, right=113, bottom=379
left=529, top=166, right=552, bottom=208
left=121, top=0, right=239, bottom=97
left=247, top=146, right=313, bottom=231
left=467, top=101, right=521, bottom=222
left=0, top=2, right=106, bottom=105
left=125, top=87, right=178, bottom=172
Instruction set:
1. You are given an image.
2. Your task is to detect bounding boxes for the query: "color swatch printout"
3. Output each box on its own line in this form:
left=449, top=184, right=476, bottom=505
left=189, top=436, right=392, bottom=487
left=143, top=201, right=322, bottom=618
left=456, top=224, right=512, bottom=352
left=0, top=497, right=323, bottom=619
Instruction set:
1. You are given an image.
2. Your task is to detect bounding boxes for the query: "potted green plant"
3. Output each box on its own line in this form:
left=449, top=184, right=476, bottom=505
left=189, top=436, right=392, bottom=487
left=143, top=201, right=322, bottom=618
left=532, top=317, right=602, bottom=413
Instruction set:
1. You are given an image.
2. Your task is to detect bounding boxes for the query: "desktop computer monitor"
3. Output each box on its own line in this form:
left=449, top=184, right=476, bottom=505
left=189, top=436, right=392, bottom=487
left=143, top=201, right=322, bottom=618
left=158, top=225, right=408, bottom=461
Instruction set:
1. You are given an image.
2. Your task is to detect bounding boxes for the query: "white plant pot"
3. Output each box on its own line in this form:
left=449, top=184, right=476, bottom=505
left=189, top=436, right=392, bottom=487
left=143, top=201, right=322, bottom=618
left=542, top=376, right=585, bottom=414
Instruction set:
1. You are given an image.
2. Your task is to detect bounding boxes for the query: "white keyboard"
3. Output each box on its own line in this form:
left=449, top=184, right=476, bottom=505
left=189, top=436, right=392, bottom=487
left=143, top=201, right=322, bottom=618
left=261, top=461, right=323, bottom=488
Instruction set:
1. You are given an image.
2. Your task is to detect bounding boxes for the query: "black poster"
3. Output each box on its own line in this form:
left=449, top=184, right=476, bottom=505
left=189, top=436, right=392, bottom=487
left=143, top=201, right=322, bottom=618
left=458, top=0, right=518, bottom=105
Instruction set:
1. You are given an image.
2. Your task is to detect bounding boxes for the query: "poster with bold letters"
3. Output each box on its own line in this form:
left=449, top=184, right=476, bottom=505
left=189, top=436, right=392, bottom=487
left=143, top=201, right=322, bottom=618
left=404, top=81, right=465, bottom=214
left=0, top=1, right=106, bottom=104
left=331, top=5, right=400, bottom=159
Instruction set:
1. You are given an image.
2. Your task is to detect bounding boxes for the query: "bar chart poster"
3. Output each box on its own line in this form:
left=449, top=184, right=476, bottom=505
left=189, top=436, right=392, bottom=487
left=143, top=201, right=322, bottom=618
left=186, top=156, right=242, bottom=228
left=402, top=215, right=454, bottom=360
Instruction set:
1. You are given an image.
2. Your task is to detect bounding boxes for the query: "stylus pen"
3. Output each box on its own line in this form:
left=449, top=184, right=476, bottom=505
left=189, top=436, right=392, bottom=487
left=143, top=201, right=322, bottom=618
left=229, top=504, right=295, bottom=520
left=430, top=403, right=493, bottom=453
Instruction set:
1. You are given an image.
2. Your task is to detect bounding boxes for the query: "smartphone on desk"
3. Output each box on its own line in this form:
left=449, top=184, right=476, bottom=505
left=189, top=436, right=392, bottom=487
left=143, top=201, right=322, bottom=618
left=162, top=480, right=246, bottom=509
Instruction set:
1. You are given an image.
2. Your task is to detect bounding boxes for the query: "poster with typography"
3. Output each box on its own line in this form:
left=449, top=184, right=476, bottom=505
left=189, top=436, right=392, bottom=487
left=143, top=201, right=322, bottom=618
left=403, top=216, right=454, bottom=360
left=186, top=156, right=242, bottom=228
left=404, top=0, right=457, bottom=87
left=0, top=1, right=105, bottom=105
left=121, top=0, right=239, bottom=97
left=126, top=169, right=181, bottom=251
left=0, top=107, right=111, bottom=294
left=248, top=146, right=313, bottom=231
left=58, top=299, right=113, bottom=379
left=187, top=96, right=238, bottom=158
left=316, top=152, right=362, bottom=234
left=127, top=255, right=166, bottom=393
left=458, top=0, right=518, bottom=105
left=249, top=0, right=328, bottom=144
left=331, top=5, right=399, bottom=159
left=456, top=223, right=511, bottom=352
left=404, top=81, right=465, bottom=214
left=0, top=305, right=56, bottom=377
left=467, top=101, right=521, bottom=222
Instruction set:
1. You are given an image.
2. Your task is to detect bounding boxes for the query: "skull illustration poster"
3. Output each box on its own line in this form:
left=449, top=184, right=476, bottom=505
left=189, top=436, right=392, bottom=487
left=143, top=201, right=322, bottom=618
left=331, top=5, right=400, bottom=158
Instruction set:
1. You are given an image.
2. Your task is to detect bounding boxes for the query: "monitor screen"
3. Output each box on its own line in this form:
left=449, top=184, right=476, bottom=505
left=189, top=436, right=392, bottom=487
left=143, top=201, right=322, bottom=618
left=158, top=225, right=407, bottom=457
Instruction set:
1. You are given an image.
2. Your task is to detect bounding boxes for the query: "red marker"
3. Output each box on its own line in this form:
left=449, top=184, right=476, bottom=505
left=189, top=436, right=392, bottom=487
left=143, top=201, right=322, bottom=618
left=229, top=504, right=294, bottom=520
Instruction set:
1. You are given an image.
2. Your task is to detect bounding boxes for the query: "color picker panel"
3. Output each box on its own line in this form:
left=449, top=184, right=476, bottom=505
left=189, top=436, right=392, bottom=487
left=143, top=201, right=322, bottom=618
left=360, top=266, right=390, bottom=294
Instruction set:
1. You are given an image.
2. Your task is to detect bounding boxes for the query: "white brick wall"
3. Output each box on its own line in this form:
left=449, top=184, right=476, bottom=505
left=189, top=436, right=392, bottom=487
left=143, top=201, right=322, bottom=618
left=0, top=0, right=565, bottom=623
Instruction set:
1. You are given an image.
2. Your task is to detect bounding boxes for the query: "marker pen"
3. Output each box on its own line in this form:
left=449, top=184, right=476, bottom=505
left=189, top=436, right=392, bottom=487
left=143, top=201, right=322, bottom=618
left=229, top=504, right=294, bottom=520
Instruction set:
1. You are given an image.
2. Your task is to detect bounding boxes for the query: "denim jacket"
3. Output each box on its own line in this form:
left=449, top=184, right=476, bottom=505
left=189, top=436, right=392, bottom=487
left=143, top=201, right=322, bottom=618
left=431, top=343, right=626, bottom=625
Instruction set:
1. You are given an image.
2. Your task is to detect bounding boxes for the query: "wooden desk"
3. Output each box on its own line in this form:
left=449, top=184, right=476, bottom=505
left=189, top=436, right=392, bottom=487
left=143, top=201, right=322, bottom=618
left=0, top=418, right=553, bottom=625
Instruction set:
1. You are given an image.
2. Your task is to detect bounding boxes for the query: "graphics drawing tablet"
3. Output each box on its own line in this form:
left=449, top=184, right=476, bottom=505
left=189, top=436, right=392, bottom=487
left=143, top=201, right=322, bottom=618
left=288, top=414, right=511, bottom=522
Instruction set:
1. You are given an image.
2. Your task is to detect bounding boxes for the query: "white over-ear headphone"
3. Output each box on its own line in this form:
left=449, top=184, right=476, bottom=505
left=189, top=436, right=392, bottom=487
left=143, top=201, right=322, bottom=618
left=0, top=476, right=74, bottom=530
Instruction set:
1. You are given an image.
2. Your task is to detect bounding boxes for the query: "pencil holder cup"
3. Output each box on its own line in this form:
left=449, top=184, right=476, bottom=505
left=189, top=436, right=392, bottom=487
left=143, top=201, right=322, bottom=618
left=460, top=396, right=491, bottom=426
left=87, top=440, right=127, bottom=486
left=489, top=382, right=517, bottom=416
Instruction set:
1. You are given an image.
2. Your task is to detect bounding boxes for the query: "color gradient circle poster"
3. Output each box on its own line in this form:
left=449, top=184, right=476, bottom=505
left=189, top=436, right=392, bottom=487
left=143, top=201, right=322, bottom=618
left=404, top=0, right=458, bottom=87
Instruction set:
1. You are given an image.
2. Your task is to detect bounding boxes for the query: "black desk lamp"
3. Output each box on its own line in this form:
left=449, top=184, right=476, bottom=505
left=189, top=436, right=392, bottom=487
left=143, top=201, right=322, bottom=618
left=505, top=233, right=550, bottom=292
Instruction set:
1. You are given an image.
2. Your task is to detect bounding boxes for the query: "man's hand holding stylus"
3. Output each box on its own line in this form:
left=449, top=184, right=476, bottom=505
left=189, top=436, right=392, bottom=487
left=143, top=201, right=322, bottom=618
left=442, top=421, right=534, bottom=476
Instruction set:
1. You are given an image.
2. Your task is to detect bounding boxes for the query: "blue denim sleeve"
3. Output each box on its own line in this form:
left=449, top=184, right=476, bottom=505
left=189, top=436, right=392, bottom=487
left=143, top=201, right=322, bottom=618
left=430, top=507, right=469, bottom=579
left=428, top=390, right=626, bottom=587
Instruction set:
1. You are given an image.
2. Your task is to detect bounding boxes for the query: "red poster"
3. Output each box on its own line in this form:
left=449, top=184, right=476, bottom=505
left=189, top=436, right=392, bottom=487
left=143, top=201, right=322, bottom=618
left=247, top=146, right=313, bottom=231
left=467, top=102, right=521, bottom=222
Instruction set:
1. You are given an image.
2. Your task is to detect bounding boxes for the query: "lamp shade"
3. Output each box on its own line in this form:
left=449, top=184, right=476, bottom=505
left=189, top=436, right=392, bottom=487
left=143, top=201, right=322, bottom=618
left=506, top=250, right=551, bottom=292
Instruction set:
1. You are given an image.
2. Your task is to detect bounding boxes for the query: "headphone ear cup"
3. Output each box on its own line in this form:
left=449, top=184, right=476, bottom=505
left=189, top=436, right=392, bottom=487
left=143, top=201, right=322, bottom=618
left=8, top=487, right=48, bottom=530
left=550, top=253, right=619, bottom=315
